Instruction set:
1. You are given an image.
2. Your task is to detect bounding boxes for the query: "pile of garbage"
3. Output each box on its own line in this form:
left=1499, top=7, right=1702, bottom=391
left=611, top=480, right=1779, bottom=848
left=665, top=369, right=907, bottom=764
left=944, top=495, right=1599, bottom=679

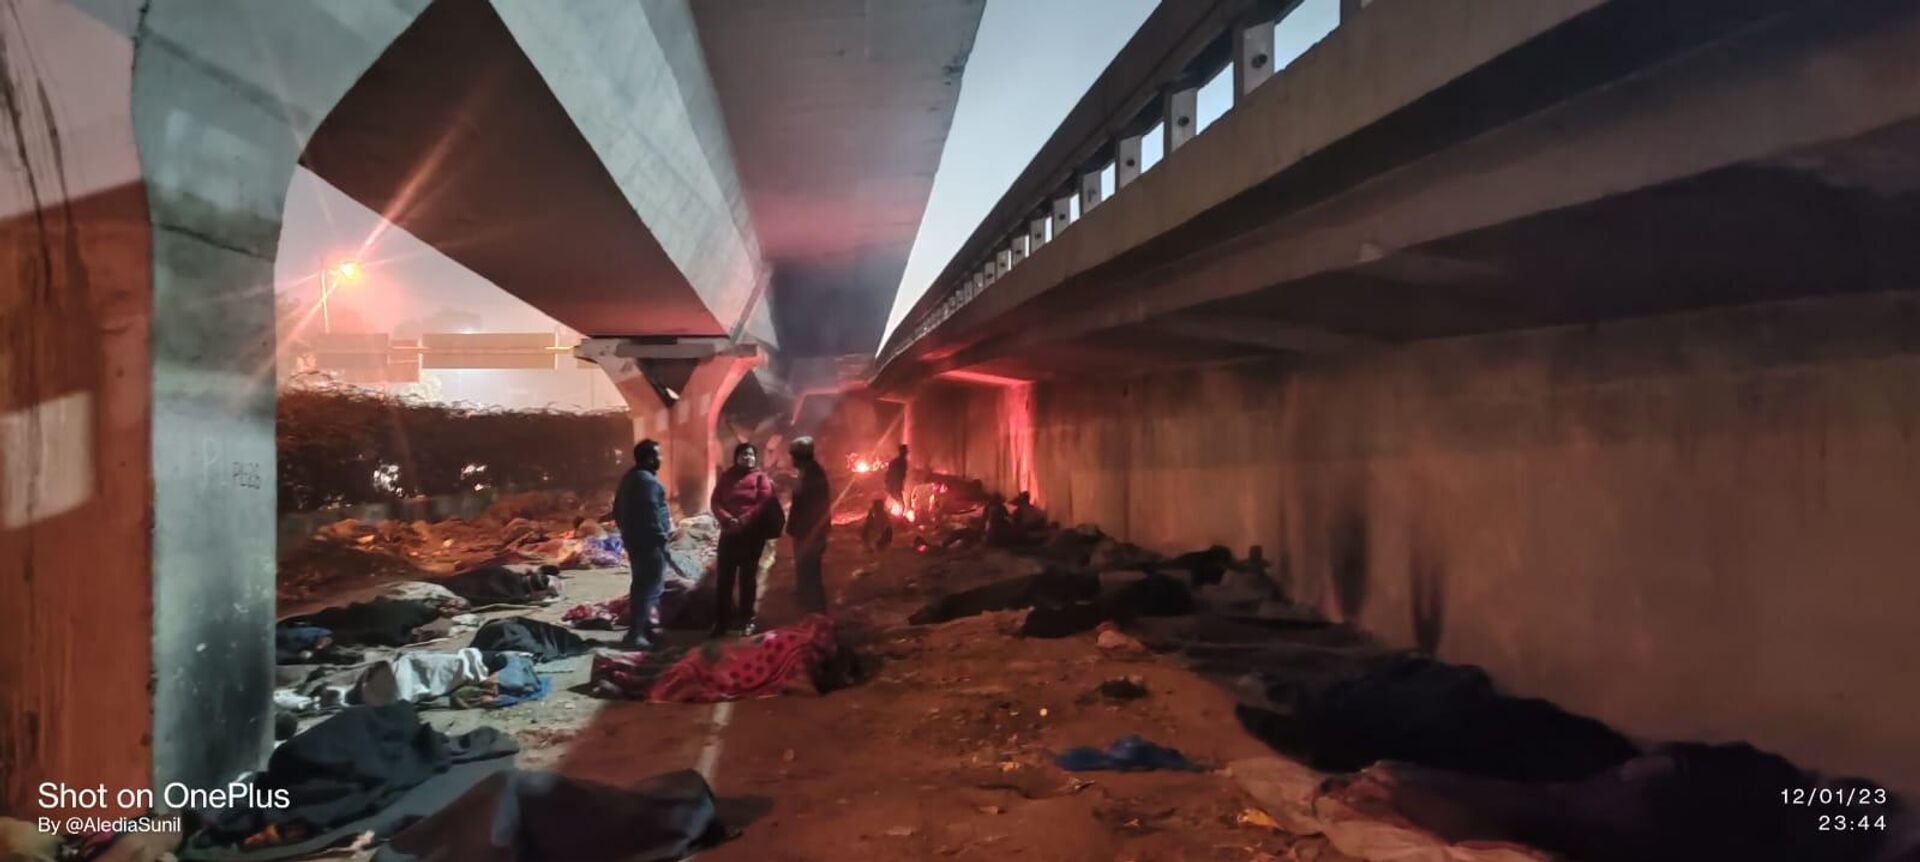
left=279, top=491, right=623, bottom=602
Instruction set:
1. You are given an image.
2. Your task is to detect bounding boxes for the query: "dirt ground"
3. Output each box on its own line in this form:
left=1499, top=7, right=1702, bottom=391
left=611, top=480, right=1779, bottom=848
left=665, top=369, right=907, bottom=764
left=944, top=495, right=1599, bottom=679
left=353, top=526, right=1359, bottom=862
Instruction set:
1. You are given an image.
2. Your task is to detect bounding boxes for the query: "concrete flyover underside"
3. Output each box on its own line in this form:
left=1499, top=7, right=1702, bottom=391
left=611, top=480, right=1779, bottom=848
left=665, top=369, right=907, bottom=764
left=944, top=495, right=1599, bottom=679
left=303, top=0, right=745, bottom=339
left=879, top=0, right=1920, bottom=386
left=694, top=0, right=983, bottom=358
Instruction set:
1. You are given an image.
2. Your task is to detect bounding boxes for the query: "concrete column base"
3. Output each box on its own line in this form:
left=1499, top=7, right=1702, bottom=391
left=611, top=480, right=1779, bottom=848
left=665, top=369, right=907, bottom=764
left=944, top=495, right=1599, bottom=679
left=578, top=338, right=763, bottom=514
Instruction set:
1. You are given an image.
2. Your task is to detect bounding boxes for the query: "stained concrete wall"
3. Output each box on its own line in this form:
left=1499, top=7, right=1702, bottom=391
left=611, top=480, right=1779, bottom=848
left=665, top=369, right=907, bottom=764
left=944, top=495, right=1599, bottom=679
left=492, top=0, right=774, bottom=345
left=909, top=292, right=1920, bottom=794
left=0, top=0, right=152, bottom=815
left=132, top=0, right=426, bottom=795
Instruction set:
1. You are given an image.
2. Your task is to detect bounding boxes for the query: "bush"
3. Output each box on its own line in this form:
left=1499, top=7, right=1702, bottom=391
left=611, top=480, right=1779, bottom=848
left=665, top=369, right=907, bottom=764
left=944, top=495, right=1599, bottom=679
left=278, top=378, right=629, bottom=513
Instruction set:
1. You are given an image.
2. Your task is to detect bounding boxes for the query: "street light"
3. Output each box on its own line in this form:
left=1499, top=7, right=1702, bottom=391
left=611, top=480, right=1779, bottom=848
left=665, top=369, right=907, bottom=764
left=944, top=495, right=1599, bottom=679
left=317, top=258, right=363, bottom=334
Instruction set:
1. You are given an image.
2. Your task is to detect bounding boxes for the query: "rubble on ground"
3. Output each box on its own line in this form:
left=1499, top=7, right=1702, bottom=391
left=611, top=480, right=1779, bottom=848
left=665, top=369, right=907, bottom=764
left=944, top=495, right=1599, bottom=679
left=278, top=491, right=619, bottom=604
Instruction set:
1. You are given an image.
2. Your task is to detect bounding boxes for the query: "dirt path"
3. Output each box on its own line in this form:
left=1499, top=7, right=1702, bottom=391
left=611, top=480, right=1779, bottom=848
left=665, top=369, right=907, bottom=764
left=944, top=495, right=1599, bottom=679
left=420, top=531, right=1352, bottom=862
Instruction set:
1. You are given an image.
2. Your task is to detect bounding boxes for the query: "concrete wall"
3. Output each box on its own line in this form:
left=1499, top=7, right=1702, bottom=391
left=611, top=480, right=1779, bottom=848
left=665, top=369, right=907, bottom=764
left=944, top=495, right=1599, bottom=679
left=0, top=0, right=152, bottom=815
left=909, top=292, right=1920, bottom=793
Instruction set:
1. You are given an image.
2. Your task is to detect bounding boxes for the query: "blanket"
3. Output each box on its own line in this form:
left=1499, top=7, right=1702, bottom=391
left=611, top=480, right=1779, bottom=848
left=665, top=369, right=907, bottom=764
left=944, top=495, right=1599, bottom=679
left=284, top=600, right=440, bottom=647
left=469, top=617, right=591, bottom=662
left=371, top=769, right=726, bottom=862
left=592, top=615, right=849, bottom=703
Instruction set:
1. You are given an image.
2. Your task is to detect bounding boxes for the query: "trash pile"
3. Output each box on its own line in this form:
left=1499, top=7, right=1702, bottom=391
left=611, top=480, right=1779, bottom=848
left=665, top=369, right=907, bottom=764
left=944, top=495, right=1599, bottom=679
left=278, top=491, right=622, bottom=603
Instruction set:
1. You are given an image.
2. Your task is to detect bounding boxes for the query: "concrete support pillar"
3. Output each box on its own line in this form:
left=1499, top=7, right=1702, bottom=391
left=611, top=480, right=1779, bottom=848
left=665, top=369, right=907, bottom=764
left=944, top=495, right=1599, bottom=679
left=1116, top=134, right=1144, bottom=188
left=578, top=338, right=762, bottom=514
left=1166, top=85, right=1200, bottom=153
left=983, top=260, right=998, bottom=285
left=969, top=271, right=986, bottom=300
left=1235, top=16, right=1276, bottom=97
left=1079, top=168, right=1104, bottom=212
left=1029, top=214, right=1050, bottom=253
left=1009, top=234, right=1029, bottom=267
left=996, top=247, right=1014, bottom=276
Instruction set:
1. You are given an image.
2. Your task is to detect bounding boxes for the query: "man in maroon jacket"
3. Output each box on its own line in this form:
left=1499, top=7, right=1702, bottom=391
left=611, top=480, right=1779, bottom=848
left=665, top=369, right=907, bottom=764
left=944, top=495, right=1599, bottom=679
left=709, top=442, right=777, bottom=636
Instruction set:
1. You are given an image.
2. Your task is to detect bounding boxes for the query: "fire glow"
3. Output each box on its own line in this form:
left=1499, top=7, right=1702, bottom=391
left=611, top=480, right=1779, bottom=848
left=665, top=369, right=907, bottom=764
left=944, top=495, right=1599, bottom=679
left=847, top=454, right=879, bottom=474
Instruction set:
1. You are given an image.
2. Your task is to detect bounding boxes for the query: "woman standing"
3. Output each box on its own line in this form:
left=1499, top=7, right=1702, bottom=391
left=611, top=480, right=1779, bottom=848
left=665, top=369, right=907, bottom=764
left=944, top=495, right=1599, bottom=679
left=709, top=442, right=777, bottom=636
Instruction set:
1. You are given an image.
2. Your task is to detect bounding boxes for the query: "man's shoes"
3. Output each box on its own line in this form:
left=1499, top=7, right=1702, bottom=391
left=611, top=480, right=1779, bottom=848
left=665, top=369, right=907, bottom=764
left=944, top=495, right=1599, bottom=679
left=738, top=620, right=758, bottom=637
left=620, top=629, right=654, bottom=651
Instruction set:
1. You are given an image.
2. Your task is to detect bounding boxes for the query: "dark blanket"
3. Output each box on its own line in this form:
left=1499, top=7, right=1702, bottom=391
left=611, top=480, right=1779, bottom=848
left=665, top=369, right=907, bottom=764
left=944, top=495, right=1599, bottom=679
left=1020, top=573, right=1193, bottom=638
left=184, top=704, right=518, bottom=859
left=470, top=617, right=591, bottom=662
left=284, top=600, right=440, bottom=647
left=1236, top=654, right=1635, bottom=782
left=439, top=566, right=556, bottom=606
left=907, top=570, right=1099, bottom=625
left=373, top=769, right=726, bottom=862
left=1330, top=744, right=1908, bottom=862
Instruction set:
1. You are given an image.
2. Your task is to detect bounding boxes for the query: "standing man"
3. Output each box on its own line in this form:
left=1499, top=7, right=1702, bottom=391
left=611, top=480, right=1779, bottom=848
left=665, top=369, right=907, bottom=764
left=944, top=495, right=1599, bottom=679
left=885, top=443, right=910, bottom=507
left=787, top=437, right=832, bottom=613
left=612, top=439, right=671, bottom=649
left=710, top=442, right=777, bottom=636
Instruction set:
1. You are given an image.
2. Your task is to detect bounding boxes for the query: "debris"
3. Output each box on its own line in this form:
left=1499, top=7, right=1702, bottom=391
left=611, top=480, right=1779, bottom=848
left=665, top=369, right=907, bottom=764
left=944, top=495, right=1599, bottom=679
left=1054, top=735, right=1201, bottom=772
left=1236, top=808, right=1283, bottom=831
left=1094, top=622, right=1147, bottom=654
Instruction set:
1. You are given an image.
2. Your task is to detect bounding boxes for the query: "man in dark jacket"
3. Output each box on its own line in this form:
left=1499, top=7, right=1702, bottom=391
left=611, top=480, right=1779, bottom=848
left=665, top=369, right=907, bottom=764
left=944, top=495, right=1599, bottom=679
left=787, top=437, right=832, bottom=613
left=885, top=443, right=910, bottom=506
left=612, top=440, right=671, bottom=649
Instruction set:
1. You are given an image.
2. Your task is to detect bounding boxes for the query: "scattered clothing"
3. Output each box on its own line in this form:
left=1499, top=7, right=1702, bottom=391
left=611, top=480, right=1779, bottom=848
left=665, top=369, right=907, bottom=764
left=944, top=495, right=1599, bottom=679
left=371, top=769, right=727, bottom=862
left=449, top=653, right=550, bottom=709
left=378, top=581, right=471, bottom=614
left=1157, top=545, right=1235, bottom=587
left=592, top=615, right=856, bottom=703
left=1054, top=735, right=1201, bottom=772
left=182, top=704, right=517, bottom=861
left=562, top=594, right=633, bottom=630
left=1235, top=654, right=1637, bottom=782
left=1019, top=573, right=1193, bottom=638
left=438, top=566, right=558, bottom=606
left=358, top=649, right=490, bottom=706
left=284, top=600, right=441, bottom=648
left=469, top=617, right=591, bottom=663
left=274, top=625, right=335, bottom=664
left=907, top=570, right=1100, bottom=625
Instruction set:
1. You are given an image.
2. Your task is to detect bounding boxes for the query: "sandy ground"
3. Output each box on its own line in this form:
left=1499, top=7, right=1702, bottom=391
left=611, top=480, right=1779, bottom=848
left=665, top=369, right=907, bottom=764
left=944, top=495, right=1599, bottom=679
left=294, top=528, right=1356, bottom=861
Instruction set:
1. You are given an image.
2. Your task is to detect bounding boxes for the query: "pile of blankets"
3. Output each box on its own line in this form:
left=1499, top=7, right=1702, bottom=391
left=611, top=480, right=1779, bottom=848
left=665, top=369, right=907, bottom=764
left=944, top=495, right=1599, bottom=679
left=590, top=615, right=854, bottom=703
left=180, top=704, right=519, bottom=860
